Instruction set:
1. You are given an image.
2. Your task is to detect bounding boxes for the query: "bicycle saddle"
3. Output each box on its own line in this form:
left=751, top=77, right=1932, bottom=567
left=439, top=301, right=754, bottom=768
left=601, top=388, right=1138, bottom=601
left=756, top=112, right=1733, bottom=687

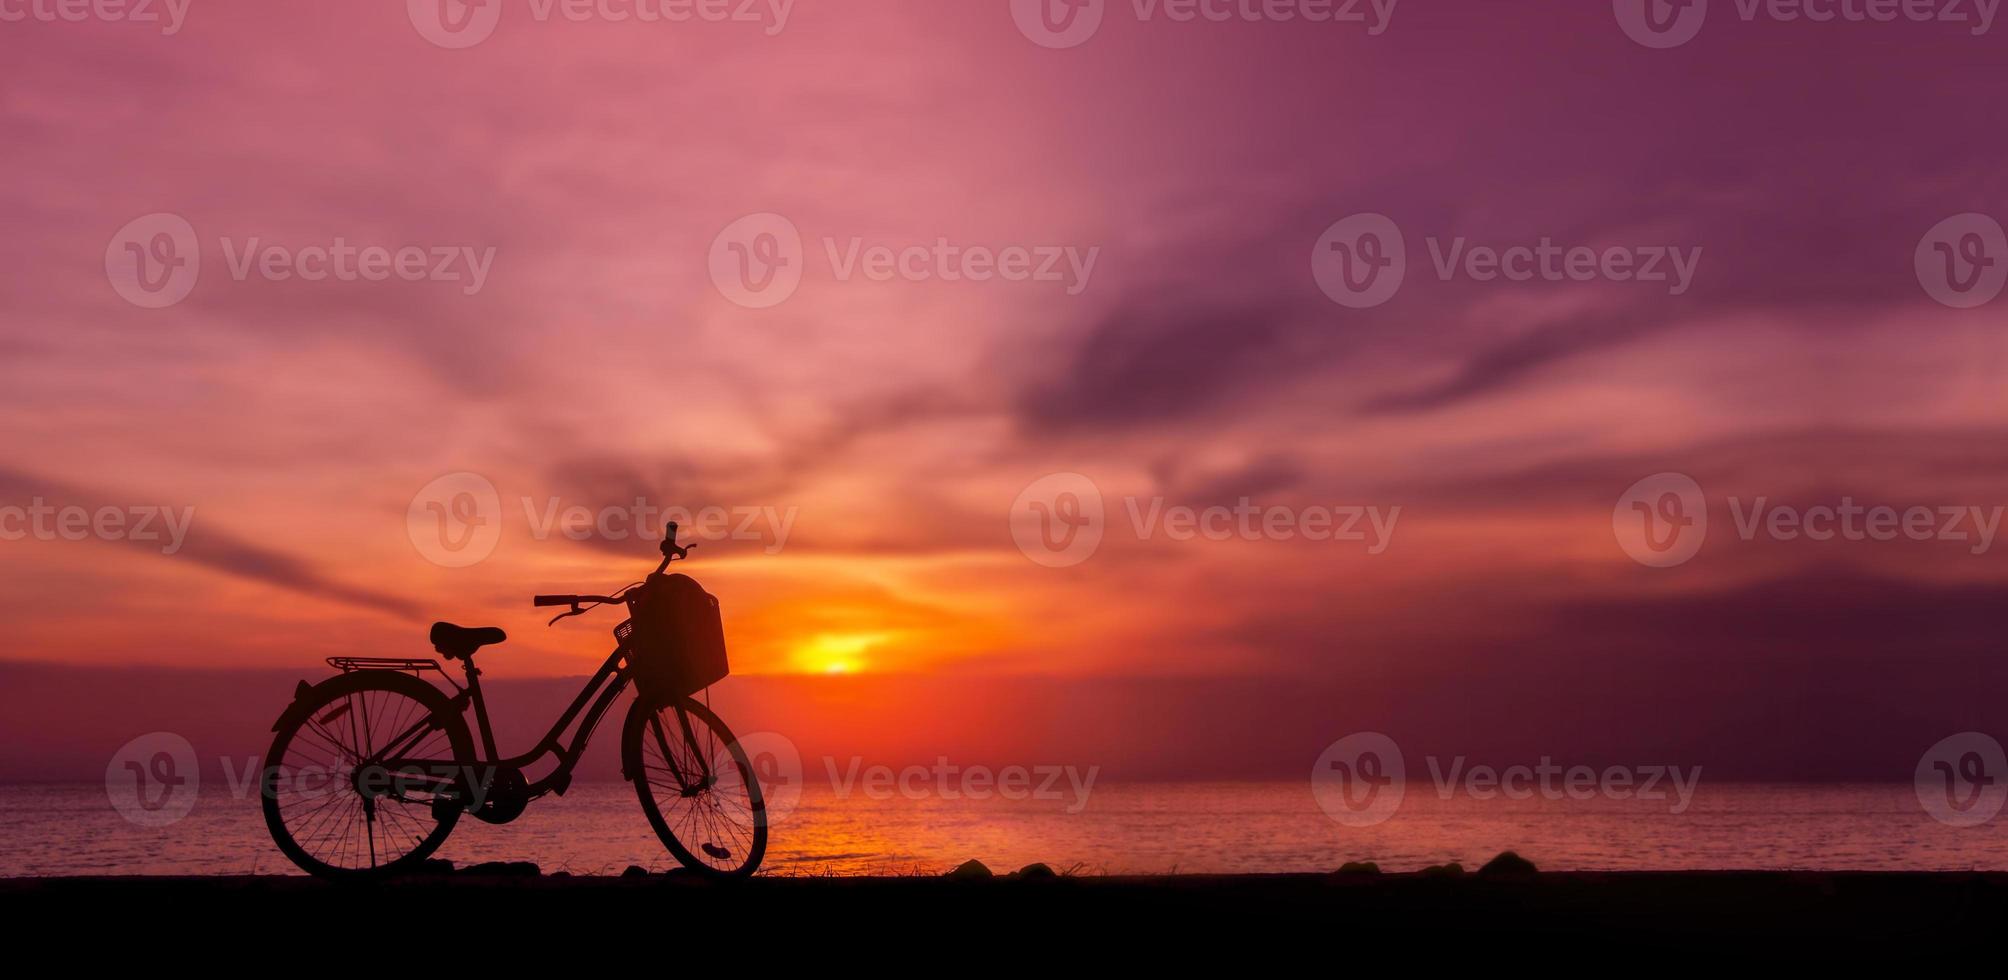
left=429, top=622, right=507, bottom=659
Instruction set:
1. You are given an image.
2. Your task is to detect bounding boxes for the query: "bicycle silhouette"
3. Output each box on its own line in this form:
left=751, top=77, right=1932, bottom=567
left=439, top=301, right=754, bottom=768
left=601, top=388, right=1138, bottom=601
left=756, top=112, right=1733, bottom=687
left=259, top=524, right=766, bottom=878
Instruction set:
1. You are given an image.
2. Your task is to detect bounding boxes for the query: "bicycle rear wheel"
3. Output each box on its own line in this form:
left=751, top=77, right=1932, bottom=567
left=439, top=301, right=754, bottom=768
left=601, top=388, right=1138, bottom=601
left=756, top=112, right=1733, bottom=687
left=623, top=694, right=767, bottom=877
left=261, top=671, right=474, bottom=878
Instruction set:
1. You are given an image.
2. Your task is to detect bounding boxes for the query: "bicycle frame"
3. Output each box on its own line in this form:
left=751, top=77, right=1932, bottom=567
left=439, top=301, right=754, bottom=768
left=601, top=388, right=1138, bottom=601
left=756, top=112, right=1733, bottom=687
left=363, top=643, right=634, bottom=803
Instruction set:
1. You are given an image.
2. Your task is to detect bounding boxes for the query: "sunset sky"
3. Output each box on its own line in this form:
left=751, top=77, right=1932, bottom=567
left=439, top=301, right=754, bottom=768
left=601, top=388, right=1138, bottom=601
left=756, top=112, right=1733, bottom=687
left=3, top=2, right=2006, bottom=779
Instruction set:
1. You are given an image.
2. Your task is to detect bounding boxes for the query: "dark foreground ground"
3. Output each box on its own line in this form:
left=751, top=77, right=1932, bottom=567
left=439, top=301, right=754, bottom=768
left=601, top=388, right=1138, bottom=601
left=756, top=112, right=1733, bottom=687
left=4, top=869, right=1991, bottom=959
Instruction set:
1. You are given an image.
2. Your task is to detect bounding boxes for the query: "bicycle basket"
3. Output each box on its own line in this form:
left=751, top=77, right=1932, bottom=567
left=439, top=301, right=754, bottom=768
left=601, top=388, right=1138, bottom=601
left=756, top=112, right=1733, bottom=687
left=619, top=572, right=729, bottom=702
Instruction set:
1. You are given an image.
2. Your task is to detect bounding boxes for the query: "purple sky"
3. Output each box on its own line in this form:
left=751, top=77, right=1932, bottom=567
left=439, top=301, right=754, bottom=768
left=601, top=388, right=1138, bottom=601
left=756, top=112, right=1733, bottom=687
left=1, top=1, right=2005, bottom=777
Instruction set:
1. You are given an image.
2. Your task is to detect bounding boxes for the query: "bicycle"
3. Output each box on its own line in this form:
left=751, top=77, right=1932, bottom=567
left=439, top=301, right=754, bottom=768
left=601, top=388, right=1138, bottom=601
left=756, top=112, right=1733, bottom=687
left=259, top=525, right=766, bottom=879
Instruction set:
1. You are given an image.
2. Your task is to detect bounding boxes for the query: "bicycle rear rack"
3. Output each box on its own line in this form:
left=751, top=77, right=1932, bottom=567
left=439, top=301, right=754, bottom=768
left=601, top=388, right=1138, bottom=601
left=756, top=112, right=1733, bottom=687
left=328, top=656, right=447, bottom=677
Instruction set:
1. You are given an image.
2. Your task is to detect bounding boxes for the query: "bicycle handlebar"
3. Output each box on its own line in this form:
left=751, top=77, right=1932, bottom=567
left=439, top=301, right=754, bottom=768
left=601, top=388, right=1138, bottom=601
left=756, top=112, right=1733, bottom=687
left=537, top=522, right=690, bottom=615
left=537, top=593, right=625, bottom=606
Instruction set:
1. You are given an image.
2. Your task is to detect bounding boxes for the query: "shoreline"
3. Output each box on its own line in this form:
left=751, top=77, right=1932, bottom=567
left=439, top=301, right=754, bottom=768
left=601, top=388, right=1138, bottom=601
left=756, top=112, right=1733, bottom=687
left=6, top=869, right=2000, bottom=953
left=5, top=867, right=2007, bottom=879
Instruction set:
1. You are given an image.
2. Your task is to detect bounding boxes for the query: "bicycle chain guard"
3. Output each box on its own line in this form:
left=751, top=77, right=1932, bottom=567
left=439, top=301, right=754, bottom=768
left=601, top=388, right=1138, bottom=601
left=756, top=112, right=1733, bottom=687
left=431, top=764, right=532, bottom=826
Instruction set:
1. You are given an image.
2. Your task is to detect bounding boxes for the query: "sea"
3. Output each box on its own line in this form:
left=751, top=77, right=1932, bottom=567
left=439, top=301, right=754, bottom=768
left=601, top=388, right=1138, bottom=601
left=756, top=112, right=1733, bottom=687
left=2, top=781, right=2000, bottom=877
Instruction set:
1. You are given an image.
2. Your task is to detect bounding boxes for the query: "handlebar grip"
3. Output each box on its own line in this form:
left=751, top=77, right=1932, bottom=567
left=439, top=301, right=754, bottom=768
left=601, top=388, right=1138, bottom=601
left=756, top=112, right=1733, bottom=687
left=534, top=595, right=578, bottom=607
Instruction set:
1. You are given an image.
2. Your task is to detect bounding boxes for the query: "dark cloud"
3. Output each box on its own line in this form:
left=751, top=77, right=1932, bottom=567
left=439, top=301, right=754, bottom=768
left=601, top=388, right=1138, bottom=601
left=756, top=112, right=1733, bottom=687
left=1359, top=304, right=1666, bottom=414
left=1151, top=454, right=1307, bottom=509
left=1014, top=302, right=1301, bottom=436
left=0, top=467, right=418, bottom=619
left=1382, top=426, right=2008, bottom=515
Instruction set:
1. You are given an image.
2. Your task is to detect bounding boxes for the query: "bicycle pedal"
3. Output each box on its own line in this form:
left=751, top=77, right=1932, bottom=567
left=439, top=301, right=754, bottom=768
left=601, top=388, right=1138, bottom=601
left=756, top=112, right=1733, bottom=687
left=701, top=843, right=732, bottom=860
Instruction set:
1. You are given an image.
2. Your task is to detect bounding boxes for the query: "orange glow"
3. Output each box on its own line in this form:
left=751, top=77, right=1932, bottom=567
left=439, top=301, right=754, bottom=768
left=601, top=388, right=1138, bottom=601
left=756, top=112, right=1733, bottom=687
left=790, top=632, right=893, bottom=675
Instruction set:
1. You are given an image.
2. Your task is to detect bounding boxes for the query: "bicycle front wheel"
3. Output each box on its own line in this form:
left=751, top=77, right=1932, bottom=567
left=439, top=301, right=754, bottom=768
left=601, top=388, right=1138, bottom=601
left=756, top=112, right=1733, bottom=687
left=623, top=694, right=767, bottom=877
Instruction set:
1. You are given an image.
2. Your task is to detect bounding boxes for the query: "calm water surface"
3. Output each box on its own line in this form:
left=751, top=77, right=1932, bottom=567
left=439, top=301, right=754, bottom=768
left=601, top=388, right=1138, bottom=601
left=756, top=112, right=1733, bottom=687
left=1, top=782, right=1997, bottom=876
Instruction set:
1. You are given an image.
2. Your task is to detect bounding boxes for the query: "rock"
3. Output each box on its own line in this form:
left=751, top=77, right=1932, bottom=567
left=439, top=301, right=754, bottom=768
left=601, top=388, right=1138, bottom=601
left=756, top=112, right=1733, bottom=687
left=1015, top=863, right=1057, bottom=879
left=1334, top=861, right=1381, bottom=877
left=1478, top=851, right=1538, bottom=877
left=413, top=859, right=455, bottom=875
left=1418, top=862, right=1466, bottom=878
left=621, top=865, right=650, bottom=878
left=944, top=859, right=994, bottom=880
left=461, top=861, right=540, bottom=877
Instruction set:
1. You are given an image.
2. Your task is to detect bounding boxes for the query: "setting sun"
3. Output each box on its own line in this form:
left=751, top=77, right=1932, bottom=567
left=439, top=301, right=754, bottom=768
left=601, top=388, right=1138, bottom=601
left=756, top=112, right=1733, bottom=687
left=791, top=633, right=892, bottom=675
